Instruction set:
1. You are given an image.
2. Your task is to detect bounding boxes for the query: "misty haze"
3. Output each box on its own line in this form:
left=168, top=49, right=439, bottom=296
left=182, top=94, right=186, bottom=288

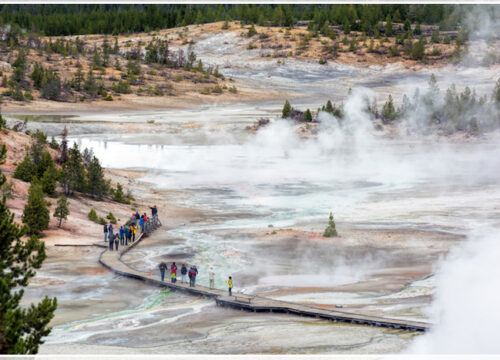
left=0, top=3, right=499, bottom=357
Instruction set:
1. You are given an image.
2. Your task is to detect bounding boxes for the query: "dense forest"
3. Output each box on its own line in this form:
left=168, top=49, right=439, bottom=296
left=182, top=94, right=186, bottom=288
left=0, top=4, right=486, bottom=36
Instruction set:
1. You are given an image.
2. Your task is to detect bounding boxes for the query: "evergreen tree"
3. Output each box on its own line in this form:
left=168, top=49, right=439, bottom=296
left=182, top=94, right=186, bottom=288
left=37, top=151, right=55, bottom=179
left=382, top=95, right=397, bottom=122
left=111, top=183, right=129, bottom=204
left=0, top=185, right=57, bottom=353
left=59, top=143, right=85, bottom=196
left=72, top=64, right=84, bottom=91
left=303, top=108, right=313, bottom=122
left=40, top=166, right=58, bottom=196
left=13, top=155, right=35, bottom=182
left=86, top=156, right=108, bottom=199
left=325, top=100, right=334, bottom=114
left=385, top=15, right=393, bottom=36
left=414, top=22, right=422, bottom=35
left=58, top=126, right=69, bottom=164
left=282, top=100, right=292, bottom=118
left=411, top=38, right=425, bottom=60
left=22, top=179, right=50, bottom=236
left=323, top=212, right=338, bottom=237
left=53, top=195, right=69, bottom=227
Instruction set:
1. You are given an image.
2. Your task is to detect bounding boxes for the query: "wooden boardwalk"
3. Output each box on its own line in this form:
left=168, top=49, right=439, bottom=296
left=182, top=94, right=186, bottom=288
left=97, top=228, right=430, bottom=332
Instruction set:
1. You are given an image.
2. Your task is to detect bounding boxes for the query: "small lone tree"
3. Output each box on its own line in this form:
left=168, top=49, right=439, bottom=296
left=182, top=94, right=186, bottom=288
left=282, top=100, right=292, bottom=118
left=323, top=212, right=338, bottom=237
left=22, top=179, right=50, bottom=236
left=303, top=109, right=313, bottom=122
left=53, top=195, right=69, bottom=227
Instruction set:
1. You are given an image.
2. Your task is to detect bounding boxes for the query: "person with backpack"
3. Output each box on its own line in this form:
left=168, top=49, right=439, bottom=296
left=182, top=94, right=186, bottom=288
left=192, top=266, right=198, bottom=286
left=181, top=264, right=187, bottom=283
left=209, top=267, right=215, bottom=289
left=103, top=222, right=108, bottom=242
left=119, top=226, right=125, bottom=246
left=188, top=267, right=193, bottom=287
left=159, top=261, right=167, bottom=281
left=227, top=276, right=233, bottom=296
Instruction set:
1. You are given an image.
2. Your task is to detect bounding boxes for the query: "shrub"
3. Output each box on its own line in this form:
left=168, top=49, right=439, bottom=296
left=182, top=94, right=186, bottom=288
left=88, top=208, right=99, bottom=223
left=106, top=212, right=117, bottom=224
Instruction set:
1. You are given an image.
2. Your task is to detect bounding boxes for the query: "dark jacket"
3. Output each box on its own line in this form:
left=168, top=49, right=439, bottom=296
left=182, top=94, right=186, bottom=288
left=104, top=224, right=108, bottom=233
left=159, top=263, right=167, bottom=271
left=181, top=266, right=187, bottom=275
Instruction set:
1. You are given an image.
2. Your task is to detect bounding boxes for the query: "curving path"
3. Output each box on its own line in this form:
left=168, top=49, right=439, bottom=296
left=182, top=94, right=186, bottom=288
left=97, top=224, right=430, bottom=333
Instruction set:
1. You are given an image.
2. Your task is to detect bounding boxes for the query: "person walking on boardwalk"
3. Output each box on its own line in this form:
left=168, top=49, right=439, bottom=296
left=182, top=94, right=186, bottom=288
left=181, top=264, right=187, bottom=283
left=108, top=233, right=114, bottom=250
left=188, top=267, right=194, bottom=287
left=103, top=222, right=108, bottom=242
left=119, top=226, right=125, bottom=246
left=171, top=262, right=177, bottom=276
left=192, top=266, right=198, bottom=287
left=114, top=233, right=119, bottom=251
left=209, top=267, right=215, bottom=289
left=125, top=225, right=130, bottom=245
left=159, top=261, right=167, bottom=282
left=139, top=217, right=144, bottom=233
left=227, top=276, right=233, bottom=296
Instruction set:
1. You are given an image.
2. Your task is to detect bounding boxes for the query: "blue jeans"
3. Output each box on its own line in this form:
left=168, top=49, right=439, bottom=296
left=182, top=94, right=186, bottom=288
left=160, top=270, right=165, bottom=281
left=104, top=233, right=107, bottom=242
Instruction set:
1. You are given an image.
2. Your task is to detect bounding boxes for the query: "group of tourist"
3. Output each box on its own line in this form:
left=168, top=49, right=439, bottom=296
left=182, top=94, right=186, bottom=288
left=103, top=206, right=159, bottom=251
left=158, top=262, right=233, bottom=296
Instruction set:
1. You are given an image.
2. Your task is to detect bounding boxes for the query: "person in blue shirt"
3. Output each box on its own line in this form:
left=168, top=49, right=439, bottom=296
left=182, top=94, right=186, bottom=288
left=119, top=226, right=125, bottom=245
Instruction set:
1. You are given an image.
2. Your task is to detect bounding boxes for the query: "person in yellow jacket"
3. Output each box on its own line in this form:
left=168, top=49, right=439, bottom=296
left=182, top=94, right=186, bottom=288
left=226, top=276, right=233, bottom=296
left=132, top=225, right=137, bottom=242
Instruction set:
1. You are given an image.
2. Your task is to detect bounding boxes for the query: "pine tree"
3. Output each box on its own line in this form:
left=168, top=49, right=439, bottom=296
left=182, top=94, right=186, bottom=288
left=382, top=95, right=397, bottom=122
left=303, top=108, right=313, bottom=122
left=40, top=166, right=58, bottom=196
left=59, top=126, right=69, bottom=164
left=323, top=212, right=338, bottom=237
left=282, top=100, right=292, bottom=118
left=111, top=183, right=129, bottom=204
left=0, top=190, right=57, bottom=353
left=37, top=151, right=54, bottom=179
left=22, top=179, right=50, bottom=236
left=59, top=143, right=85, bottom=196
left=13, top=155, right=35, bottom=182
left=385, top=14, right=393, bottom=36
left=86, top=156, right=108, bottom=199
left=72, top=63, right=84, bottom=91
left=325, top=100, right=334, bottom=114
left=53, top=195, right=69, bottom=227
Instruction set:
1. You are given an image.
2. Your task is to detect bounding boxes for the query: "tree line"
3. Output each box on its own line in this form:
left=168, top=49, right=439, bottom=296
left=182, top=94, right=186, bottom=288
left=12, top=125, right=132, bottom=235
left=282, top=76, right=500, bottom=134
left=0, top=4, right=483, bottom=36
